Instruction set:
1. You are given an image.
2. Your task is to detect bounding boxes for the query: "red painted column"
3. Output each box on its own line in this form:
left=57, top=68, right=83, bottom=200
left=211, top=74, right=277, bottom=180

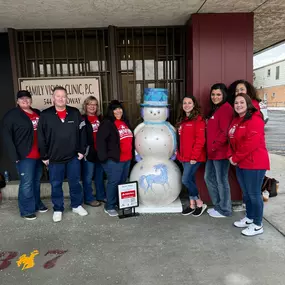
left=186, top=13, right=254, bottom=202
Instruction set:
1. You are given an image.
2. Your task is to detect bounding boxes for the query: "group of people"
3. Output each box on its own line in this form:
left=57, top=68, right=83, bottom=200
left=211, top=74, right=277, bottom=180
left=2, top=79, right=269, bottom=237
left=177, top=80, right=269, bottom=237
left=3, top=87, right=133, bottom=222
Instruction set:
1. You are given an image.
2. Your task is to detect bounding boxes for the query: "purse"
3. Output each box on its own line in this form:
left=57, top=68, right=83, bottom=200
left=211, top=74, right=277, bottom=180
left=261, top=176, right=279, bottom=198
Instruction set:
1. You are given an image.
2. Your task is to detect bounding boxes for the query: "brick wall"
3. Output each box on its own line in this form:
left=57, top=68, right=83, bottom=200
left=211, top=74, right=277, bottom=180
left=256, top=85, right=285, bottom=107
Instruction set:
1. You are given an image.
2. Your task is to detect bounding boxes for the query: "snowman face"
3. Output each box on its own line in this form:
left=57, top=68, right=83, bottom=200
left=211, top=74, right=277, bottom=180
left=143, top=107, right=168, bottom=122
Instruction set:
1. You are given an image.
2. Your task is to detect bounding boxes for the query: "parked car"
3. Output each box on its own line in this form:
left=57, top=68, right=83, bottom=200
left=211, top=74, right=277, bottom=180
left=260, top=101, right=269, bottom=124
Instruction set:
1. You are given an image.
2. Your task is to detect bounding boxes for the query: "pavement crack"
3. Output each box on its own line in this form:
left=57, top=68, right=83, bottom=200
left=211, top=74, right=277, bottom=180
left=263, top=216, right=285, bottom=238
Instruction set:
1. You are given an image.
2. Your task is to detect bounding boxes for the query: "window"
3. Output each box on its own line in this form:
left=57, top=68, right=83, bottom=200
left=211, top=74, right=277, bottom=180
left=117, top=27, right=185, bottom=123
left=267, top=69, right=271, bottom=77
left=272, top=92, right=276, bottom=98
left=276, top=66, right=280, bottom=79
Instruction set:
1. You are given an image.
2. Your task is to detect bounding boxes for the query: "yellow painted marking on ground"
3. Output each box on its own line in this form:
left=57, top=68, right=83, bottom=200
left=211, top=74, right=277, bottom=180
left=16, top=250, right=39, bottom=271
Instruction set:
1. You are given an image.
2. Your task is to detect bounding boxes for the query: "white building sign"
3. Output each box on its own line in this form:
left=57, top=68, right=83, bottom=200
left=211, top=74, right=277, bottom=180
left=19, top=76, right=102, bottom=111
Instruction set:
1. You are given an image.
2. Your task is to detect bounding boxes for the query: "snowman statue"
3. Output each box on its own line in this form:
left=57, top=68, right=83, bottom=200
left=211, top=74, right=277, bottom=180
left=130, top=88, right=182, bottom=207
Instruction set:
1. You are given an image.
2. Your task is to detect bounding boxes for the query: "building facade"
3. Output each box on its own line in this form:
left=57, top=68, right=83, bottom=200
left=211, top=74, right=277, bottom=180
left=9, top=27, right=186, bottom=125
left=254, top=59, right=285, bottom=107
left=0, top=12, right=255, bottom=201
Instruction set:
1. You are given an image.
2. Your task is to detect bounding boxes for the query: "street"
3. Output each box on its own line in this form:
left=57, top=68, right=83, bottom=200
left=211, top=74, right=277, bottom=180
left=265, top=110, right=285, bottom=156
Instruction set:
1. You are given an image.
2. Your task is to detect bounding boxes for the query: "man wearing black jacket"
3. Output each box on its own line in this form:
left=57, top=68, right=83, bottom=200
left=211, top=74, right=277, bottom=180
left=37, top=86, right=88, bottom=222
left=2, top=90, right=47, bottom=220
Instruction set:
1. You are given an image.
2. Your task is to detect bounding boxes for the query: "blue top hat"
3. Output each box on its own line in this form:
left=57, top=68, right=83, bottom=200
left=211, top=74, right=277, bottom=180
left=140, top=88, right=169, bottom=107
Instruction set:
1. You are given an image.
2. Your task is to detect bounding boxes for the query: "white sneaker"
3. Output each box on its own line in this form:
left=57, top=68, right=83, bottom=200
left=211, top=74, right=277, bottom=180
left=234, top=217, right=253, bottom=228
left=53, top=211, right=62, bottom=223
left=241, top=223, right=263, bottom=236
left=209, top=209, right=226, bottom=218
left=72, top=205, right=88, bottom=216
left=207, top=208, right=215, bottom=214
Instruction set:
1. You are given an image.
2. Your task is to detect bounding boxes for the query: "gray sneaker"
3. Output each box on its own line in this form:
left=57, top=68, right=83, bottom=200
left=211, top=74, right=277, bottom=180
left=104, top=208, right=118, bottom=217
left=233, top=204, right=246, bottom=212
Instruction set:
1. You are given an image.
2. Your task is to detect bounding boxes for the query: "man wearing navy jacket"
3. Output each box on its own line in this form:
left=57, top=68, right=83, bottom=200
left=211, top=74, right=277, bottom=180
left=38, top=86, right=88, bottom=222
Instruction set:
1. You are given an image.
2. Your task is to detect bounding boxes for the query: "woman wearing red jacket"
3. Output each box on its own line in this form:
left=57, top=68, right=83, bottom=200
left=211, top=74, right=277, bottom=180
left=228, top=93, right=270, bottom=236
left=228, top=79, right=261, bottom=111
left=177, top=95, right=207, bottom=217
left=205, top=83, right=233, bottom=218
left=228, top=80, right=263, bottom=212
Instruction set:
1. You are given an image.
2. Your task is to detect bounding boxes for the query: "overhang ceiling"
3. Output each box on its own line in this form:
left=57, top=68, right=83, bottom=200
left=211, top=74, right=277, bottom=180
left=0, top=0, right=284, bottom=53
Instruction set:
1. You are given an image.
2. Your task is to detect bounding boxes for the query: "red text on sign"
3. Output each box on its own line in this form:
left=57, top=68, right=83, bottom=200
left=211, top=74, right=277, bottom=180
left=121, top=190, right=136, bottom=199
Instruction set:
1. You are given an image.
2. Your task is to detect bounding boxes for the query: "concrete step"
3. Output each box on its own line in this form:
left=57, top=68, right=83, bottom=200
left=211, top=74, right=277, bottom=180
left=1, top=181, right=72, bottom=200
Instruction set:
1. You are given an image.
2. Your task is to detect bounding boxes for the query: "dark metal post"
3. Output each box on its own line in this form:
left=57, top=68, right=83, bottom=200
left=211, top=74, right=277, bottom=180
left=108, top=25, right=119, bottom=100
left=7, top=28, right=20, bottom=100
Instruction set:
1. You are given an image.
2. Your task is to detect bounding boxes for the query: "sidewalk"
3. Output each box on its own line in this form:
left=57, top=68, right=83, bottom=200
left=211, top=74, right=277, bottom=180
left=1, top=198, right=285, bottom=285
left=268, top=107, right=285, bottom=111
left=263, top=153, right=285, bottom=236
left=1, top=153, right=285, bottom=236
left=0, top=153, right=284, bottom=285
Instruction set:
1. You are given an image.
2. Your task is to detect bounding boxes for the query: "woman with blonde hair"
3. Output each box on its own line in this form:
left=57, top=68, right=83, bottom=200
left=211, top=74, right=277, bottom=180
left=81, top=96, right=105, bottom=207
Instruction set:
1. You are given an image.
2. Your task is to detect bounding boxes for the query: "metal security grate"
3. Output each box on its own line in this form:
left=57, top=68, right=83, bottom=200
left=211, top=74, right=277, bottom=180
left=116, top=27, right=185, bottom=125
left=15, top=26, right=186, bottom=124
left=16, top=29, right=110, bottom=112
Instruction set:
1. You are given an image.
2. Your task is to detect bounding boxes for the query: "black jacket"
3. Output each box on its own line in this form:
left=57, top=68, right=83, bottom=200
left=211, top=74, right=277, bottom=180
left=96, top=118, right=133, bottom=163
left=83, top=114, right=102, bottom=163
left=37, top=106, right=86, bottom=163
left=2, top=107, right=40, bottom=162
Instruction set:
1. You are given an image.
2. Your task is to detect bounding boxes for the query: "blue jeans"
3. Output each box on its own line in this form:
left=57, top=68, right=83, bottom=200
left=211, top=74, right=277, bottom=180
left=182, top=162, right=201, bottom=200
left=236, top=167, right=266, bottom=226
left=16, top=159, right=45, bottom=216
left=82, top=160, right=106, bottom=202
left=204, top=159, right=232, bottom=216
left=49, top=157, right=83, bottom=212
left=102, top=160, right=131, bottom=210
